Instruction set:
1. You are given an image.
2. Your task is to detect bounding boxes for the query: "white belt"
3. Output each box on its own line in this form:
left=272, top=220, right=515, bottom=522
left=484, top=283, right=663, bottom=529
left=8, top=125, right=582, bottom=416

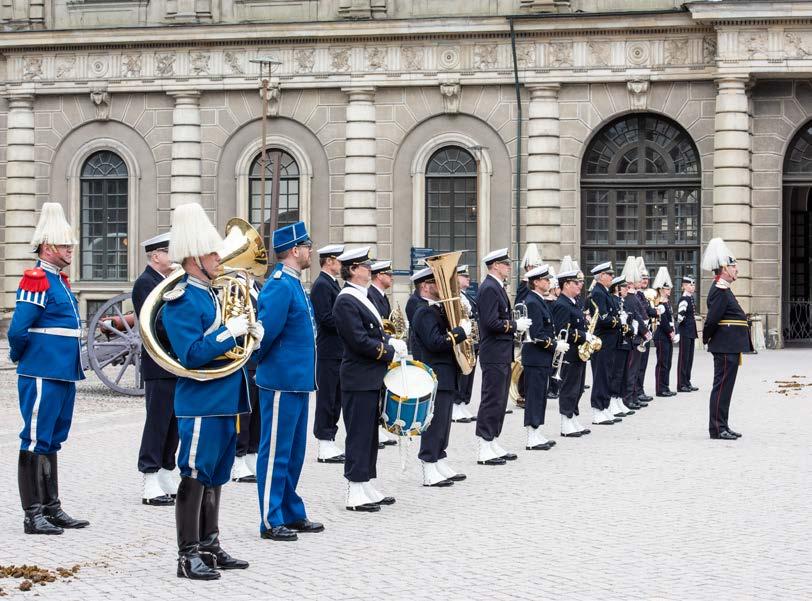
left=28, top=327, right=82, bottom=338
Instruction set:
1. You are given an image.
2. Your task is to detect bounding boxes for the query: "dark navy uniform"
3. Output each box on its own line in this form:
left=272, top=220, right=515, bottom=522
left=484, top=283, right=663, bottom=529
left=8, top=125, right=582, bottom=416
left=589, top=283, right=620, bottom=413
left=132, top=265, right=179, bottom=477
left=474, top=274, right=517, bottom=441
left=310, top=271, right=344, bottom=442
left=551, top=295, right=588, bottom=418
left=411, top=303, right=467, bottom=462
left=653, top=301, right=675, bottom=395
left=455, top=289, right=478, bottom=408
left=368, top=285, right=391, bottom=319
left=703, top=281, right=752, bottom=437
left=406, top=291, right=428, bottom=350
left=609, top=294, right=633, bottom=401
left=545, top=296, right=561, bottom=398
left=636, top=289, right=658, bottom=398
left=676, top=293, right=698, bottom=390
left=333, top=284, right=396, bottom=483
left=521, top=291, right=555, bottom=428
left=623, top=291, right=650, bottom=408
left=514, top=280, right=529, bottom=306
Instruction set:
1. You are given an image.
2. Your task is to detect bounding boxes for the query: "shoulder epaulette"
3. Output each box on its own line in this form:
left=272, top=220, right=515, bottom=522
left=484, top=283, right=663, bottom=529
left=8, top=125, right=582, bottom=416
left=163, top=282, right=187, bottom=302
left=19, top=268, right=49, bottom=293
left=273, top=270, right=283, bottom=280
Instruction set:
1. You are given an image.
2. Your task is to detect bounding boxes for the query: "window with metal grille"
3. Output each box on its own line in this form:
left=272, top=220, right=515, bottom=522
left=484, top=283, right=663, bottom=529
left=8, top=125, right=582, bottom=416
left=581, top=114, right=701, bottom=298
left=80, top=151, right=129, bottom=281
left=249, top=149, right=300, bottom=250
left=426, top=146, right=478, bottom=280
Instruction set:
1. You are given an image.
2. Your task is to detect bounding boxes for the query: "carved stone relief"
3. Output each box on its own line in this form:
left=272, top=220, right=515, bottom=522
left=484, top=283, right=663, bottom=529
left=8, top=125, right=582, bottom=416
left=56, top=56, right=76, bottom=79
left=438, top=46, right=460, bottom=70
left=23, top=57, right=43, bottom=80
left=156, top=53, right=175, bottom=76
left=88, top=55, right=109, bottom=78
left=439, top=79, right=461, bottom=114
left=588, top=41, right=611, bottom=67
left=330, top=47, right=351, bottom=72
left=224, top=51, right=244, bottom=75
left=121, top=54, right=142, bottom=78
left=294, top=48, right=316, bottom=73
left=626, top=41, right=649, bottom=66
left=90, top=88, right=111, bottom=121
left=627, top=79, right=649, bottom=111
left=191, top=52, right=210, bottom=75
left=740, top=31, right=768, bottom=59
left=473, top=44, right=497, bottom=70
left=664, top=39, right=689, bottom=65
left=366, top=46, right=386, bottom=71
left=260, top=81, right=281, bottom=117
left=547, top=41, right=573, bottom=68
left=785, top=32, right=812, bottom=58
left=401, top=46, right=424, bottom=71
left=516, top=43, right=535, bottom=69
left=702, top=36, right=717, bottom=64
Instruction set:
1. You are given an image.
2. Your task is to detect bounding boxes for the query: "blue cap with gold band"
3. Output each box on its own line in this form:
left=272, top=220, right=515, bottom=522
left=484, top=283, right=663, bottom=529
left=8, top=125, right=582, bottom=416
left=272, top=221, right=311, bottom=253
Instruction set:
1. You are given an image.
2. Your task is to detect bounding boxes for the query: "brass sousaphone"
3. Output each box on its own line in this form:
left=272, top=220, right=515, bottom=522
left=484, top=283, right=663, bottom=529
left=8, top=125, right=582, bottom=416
left=139, top=218, right=268, bottom=381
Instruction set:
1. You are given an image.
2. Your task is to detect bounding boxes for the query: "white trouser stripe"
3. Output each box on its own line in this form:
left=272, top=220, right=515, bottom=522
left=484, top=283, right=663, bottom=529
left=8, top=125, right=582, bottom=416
left=188, top=417, right=202, bottom=480
left=27, top=378, right=43, bottom=452
left=261, top=391, right=282, bottom=530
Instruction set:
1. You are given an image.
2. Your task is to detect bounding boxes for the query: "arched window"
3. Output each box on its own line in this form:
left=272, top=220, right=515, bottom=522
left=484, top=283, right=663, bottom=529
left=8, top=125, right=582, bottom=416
left=249, top=149, right=299, bottom=248
left=426, top=146, right=478, bottom=279
left=581, top=114, right=701, bottom=292
left=80, top=151, right=129, bottom=281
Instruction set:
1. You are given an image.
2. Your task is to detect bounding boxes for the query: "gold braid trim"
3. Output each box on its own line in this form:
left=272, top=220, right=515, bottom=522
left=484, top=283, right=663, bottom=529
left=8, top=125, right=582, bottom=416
left=503, top=321, right=511, bottom=333
left=376, top=343, right=385, bottom=360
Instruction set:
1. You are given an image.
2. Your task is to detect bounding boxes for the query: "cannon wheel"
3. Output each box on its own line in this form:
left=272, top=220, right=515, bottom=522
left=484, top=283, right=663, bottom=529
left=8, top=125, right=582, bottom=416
left=86, top=293, right=145, bottom=396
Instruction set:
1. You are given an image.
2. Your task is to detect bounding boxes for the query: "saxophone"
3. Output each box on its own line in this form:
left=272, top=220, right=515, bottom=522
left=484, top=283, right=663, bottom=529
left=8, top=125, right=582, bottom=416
left=577, top=300, right=603, bottom=362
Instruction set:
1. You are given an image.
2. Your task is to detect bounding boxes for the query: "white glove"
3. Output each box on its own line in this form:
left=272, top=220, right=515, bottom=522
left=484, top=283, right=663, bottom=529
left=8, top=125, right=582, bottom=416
left=657, top=304, right=666, bottom=316
left=672, top=333, right=680, bottom=344
left=516, top=317, right=532, bottom=332
left=555, top=339, right=570, bottom=354
left=620, top=311, right=628, bottom=325
left=225, top=315, right=249, bottom=338
left=644, top=332, right=653, bottom=342
left=248, top=321, right=265, bottom=344
left=632, top=320, right=639, bottom=335
left=586, top=332, right=597, bottom=343
left=389, top=338, right=408, bottom=358
left=460, top=319, right=472, bottom=337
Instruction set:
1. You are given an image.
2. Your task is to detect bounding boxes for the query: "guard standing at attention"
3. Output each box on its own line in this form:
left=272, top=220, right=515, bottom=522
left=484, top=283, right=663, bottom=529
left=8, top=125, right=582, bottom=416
left=701, top=238, right=752, bottom=440
left=309, top=243, right=346, bottom=464
left=162, top=202, right=255, bottom=580
left=132, top=232, right=180, bottom=506
left=9, top=203, right=89, bottom=535
left=652, top=267, right=677, bottom=397
left=587, top=261, right=622, bottom=426
left=635, top=258, right=657, bottom=404
left=452, top=265, right=478, bottom=423
left=254, top=222, right=325, bottom=542
left=676, top=276, right=699, bottom=393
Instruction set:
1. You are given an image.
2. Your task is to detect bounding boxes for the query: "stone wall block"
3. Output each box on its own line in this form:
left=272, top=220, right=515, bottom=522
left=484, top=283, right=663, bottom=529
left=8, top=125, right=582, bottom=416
left=714, top=130, right=750, bottom=151
left=713, top=168, right=751, bottom=188
left=714, top=149, right=750, bottom=169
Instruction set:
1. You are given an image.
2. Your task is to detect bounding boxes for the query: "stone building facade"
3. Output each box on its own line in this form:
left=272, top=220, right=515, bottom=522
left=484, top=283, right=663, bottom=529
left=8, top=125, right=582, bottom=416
left=1, top=0, right=812, bottom=345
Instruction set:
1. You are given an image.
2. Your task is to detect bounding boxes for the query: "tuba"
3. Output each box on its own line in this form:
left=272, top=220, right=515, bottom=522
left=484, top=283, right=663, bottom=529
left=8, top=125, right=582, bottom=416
left=424, top=251, right=477, bottom=376
left=139, top=218, right=268, bottom=381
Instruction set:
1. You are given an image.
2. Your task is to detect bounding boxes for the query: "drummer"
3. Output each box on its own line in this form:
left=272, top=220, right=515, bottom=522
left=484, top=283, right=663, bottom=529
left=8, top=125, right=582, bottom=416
left=409, top=267, right=472, bottom=487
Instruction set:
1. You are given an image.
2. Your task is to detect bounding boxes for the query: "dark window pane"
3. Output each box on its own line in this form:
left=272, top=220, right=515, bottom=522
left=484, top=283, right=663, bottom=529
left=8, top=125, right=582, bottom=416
left=249, top=149, right=300, bottom=246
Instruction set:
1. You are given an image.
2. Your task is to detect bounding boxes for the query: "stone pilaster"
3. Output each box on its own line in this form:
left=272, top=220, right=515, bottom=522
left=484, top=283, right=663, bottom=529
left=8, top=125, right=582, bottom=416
left=168, top=91, right=201, bottom=209
left=4, top=93, right=37, bottom=309
left=526, top=83, right=561, bottom=265
left=713, top=76, right=751, bottom=309
left=342, top=87, right=377, bottom=251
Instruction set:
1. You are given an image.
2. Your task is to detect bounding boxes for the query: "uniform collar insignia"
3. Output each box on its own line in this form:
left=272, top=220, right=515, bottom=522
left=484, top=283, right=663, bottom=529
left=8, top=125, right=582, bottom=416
left=187, top=275, right=212, bottom=290
left=38, top=260, right=60, bottom=275
left=282, top=265, right=301, bottom=280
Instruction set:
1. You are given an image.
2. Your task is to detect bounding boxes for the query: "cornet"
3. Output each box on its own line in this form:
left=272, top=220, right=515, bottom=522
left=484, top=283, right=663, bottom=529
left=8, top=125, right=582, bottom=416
left=513, top=302, right=532, bottom=344
left=551, top=325, right=570, bottom=381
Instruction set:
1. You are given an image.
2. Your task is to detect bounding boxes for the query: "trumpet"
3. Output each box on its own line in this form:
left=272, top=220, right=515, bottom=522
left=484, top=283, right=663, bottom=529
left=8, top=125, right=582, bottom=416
left=551, top=324, right=570, bottom=381
left=513, top=302, right=532, bottom=344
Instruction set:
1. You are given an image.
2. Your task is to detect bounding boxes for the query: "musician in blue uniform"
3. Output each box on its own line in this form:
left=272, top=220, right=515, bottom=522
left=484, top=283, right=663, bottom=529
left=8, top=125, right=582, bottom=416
left=410, top=268, right=472, bottom=486
left=254, top=221, right=324, bottom=542
left=310, top=243, right=346, bottom=464
left=635, top=258, right=657, bottom=403
left=9, top=203, right=88, bottom=536
left=333, top=247, right=406, bottom=511
left=162, top=202, right=254, bottom=580
left=368, top=260, right=398, bottom=448
left=474, top=248, right=531, bottom=465
left=522, top=265, right=567, bottom=450
left=701, top=239, right=752, bottom=440
left=652, top=267, right=677, bottom=397
left=587, top=262, right=622, bottom=426
left=551, top=268, right=591, bottom=437
left=453, top=265, right=478, bottom=423
left=607, top=275, right=635, bottom=418
left=132, top=232, right=180, bottom=506
left=676, top=276, right=699, bottom=393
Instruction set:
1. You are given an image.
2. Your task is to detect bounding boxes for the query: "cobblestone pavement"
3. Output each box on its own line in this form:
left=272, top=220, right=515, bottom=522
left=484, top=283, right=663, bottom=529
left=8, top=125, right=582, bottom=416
left=1, top=345, right=811, bottom=600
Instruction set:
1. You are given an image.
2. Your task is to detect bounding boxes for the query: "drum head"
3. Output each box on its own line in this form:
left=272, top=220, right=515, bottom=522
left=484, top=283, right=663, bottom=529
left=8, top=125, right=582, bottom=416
left=384, top=363, right=435, bottom=399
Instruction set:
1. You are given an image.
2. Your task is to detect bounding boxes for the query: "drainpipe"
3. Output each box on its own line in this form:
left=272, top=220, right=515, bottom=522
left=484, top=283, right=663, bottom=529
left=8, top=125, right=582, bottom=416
left=509, top=18, right=523, bottom=286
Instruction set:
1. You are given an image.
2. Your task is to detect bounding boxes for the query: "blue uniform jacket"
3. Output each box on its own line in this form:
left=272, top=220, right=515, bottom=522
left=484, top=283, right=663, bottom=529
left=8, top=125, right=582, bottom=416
left=653, top=301, right=674, bottom=341
left=255, top=264, right=317, bottom=392
left=310, top=271, right=344, bottom=360
left=522, top=291, right=555, bottom=368
left=410, top=302, right=466, bottom=391
left=590, top=283, right=620, bottom=339
left=477, top=274, right=517, bottom=365
left=162, top=275, right=249, bottom=418
left=676, top=293, right=698, bottom=339
left=368, top=286, right=391, bottom=319
left=8, top=261, right=84, bottom=382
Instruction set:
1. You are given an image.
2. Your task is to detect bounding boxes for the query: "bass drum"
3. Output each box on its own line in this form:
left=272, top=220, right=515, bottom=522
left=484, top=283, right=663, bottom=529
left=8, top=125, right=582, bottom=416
left=381, top=360, right=438, bottom=437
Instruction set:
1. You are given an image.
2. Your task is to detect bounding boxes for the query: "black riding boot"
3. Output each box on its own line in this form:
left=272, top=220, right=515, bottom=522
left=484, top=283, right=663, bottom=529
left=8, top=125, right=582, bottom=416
left=176, top=477, right=220, bottom=580
left=18, top=451, right=63, bottom=535
left=40, top=453, right=89, bottom=529
left=199, top=486, right=249, bottom=570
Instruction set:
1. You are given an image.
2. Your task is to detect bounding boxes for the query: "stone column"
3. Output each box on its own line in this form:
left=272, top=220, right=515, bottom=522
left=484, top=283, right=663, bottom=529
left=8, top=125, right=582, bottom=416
left=713, top=76, right=751, bottom=309
left=342, top=87, right=377, bottom=251
left=168, top=90, right=201, bottom=208
left=526, top=83, right=561, bottom=265
left=4, top=93, right=37, bottom=309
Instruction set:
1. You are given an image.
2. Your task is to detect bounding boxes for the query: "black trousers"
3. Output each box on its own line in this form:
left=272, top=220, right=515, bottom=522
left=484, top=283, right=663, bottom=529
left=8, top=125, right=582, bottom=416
left=637, top=345, right=651, bottom=396
left=623, top=348, right=642, bottom=406
left=654, top=338, right=673, bottom=393
left=589, top=344, right=614, bottom=410
left=455, top=367, right=476, bottom=405
left=709, top=353, right=739, bottom=436
left=341, top=389, right=381, bottom=482
left=237, top=373, right=261, bottom=456
left=548, top=375, right=560, bottom=396
left=523, top=365, right=551, bottom=428
left=419, top=389, right=454, bottom=462
left=314, top=358, right=342, bottom=441
left=677, top=337, right=696, bottom=389
left=138, top=378, right=179, bottom=473
left=559, top=359, right=586, bottom=418
left=609, top=348, right=629, bottom=398
left=475, top=362, right=511, bottom=441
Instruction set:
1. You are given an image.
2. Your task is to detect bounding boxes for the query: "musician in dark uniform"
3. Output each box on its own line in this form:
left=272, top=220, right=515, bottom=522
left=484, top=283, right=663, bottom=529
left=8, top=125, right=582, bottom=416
left=587, top=262, right=622, bottom=426
left=333, top=247, right=405, bottom=510
left=545, top=274, right=561, bottom=400
left=522, top=265, right=566, bottom=450
left=309, top=243, right=346, bottom=464
left=474, top=249, right=531, bottom=465
left=368, top=261, right=393, bottom=318
left=406, top=271, right=429, bottom=351
left=676, top=276, right=699, bottom=393
left=551, top=269, right=591, bottom=437
left=410, top=269, right=472, bottom=486
left=132, top=233, right=179, bottom=506
left=620, top=257, right=651, bottom=411
left=701, top=238, right=752, bottom=440
left=635, top=258, right=657, bottom=403
left=652, top=267, right=677, bottom=397
left=453, top=265, right=478, bottom=423
left=607, top=275, right=635, bottom=418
